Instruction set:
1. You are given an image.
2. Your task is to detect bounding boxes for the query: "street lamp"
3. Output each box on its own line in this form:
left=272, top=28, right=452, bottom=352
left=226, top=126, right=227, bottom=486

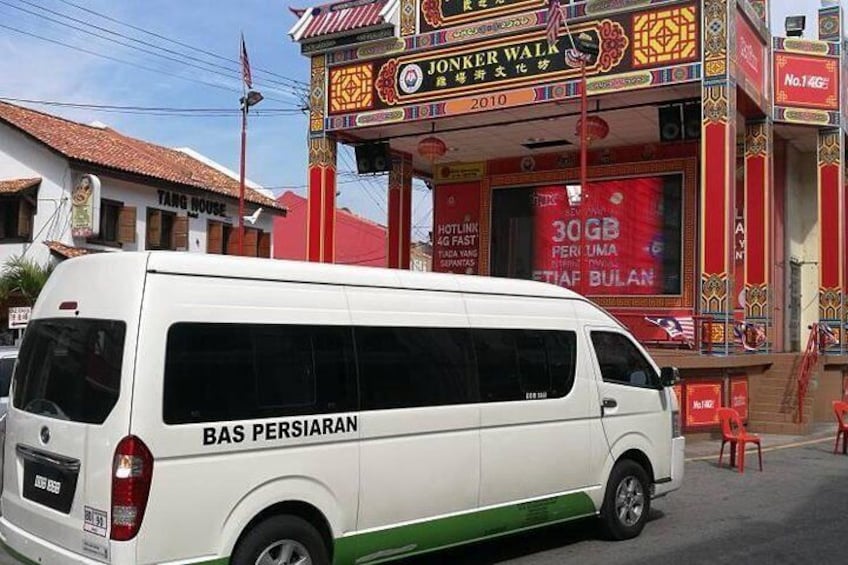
left=570, top=32, right=599, bottom=296
left=238, top=89, right=263, bottom=256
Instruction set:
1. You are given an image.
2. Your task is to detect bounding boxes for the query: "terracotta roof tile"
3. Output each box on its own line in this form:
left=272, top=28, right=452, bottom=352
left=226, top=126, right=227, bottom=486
left=301, top=0, right=387, bottom=40
left=0, top=177, right=40, bottom=194
left=0, top=102, right=284, bottom=212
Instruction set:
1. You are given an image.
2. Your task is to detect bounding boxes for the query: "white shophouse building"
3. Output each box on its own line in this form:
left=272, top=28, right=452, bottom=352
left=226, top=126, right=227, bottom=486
left=0, top=101, right=283, bottom=266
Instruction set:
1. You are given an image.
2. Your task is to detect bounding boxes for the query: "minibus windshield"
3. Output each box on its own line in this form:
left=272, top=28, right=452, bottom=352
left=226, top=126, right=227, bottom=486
left=12, top=318, right=125, bottom=424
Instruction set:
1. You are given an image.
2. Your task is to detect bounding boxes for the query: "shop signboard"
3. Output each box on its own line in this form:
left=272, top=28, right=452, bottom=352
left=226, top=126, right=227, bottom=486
left=434, top=162, right=486, bottom=182
left=71, top=174, right=101, bottom=238
left=735, top=10, right=767, bottom=107
left=433, top=182, right=481, bottom=274
left=773, top=38, right=840, bottom=126
left=420, top=0, right=545, bottom=32
left=730, top=376, right=749, bottom=421
left=325, top=2, right=701, bottom=129
left=685, top=381, right=722, bottom=428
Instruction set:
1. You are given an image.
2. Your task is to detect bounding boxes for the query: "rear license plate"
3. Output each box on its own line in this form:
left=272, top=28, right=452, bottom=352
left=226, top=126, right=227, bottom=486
left=22, top=459, right=78, bottom=514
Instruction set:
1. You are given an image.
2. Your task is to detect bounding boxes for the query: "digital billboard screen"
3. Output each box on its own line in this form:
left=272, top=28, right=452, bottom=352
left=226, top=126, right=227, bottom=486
left=490, top=174, right=683, bottom=295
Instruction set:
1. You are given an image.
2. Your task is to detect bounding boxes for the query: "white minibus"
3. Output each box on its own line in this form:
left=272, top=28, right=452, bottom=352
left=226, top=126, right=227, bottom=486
left=0, top=252, right=683, bottom=564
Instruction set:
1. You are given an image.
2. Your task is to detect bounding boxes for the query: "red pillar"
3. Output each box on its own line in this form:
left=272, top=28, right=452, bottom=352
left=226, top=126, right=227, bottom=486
left=306, top=136, right=337, bottom=263
left=701, top=0, right=737, bottom=352
left=387, top=152, right=412, bottom=269
left=743, top=120, right=772, bottom=350
left=305, top=53, right=337, bottom=263
left=817, top=129, right=844, bottom=339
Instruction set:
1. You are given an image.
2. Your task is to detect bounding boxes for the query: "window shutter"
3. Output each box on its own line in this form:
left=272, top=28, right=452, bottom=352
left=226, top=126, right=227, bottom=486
left=225, top=227, right=240, bottom=255
left=118, top=206, right=137, bottom=244
left=147, top=209, right=162, bottom=248
left=173, top=215, right=189, bottom=250
left=16, top=199, right=33, bottom=239
left=258, top=231, right=271, bottom=258
left=244, top=228, right=259, bottom=257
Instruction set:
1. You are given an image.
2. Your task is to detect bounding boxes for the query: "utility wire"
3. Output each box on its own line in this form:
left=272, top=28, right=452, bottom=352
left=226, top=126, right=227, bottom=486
left=0, top=96, right=304, bottom=117
left=0, top=1, right=301, bottom=103
left=54, top=0, right=308, bottom=88
left=0, top=22, right=274, bottom=100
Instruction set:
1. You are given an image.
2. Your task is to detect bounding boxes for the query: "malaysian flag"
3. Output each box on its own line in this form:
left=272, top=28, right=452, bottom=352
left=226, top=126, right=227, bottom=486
left=240, top=33, right=253, bottom=89
left=545, top=0, right=563, bottom=49
left=734, top=321, right=767, bottom=351
left=819, top=324, right=839, bottom=347
left=645, top=316, right=695, bottom=345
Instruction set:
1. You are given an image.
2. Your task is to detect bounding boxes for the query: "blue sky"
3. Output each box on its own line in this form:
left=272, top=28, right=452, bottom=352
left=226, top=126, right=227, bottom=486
left=0, top=0, right=840, bottom=238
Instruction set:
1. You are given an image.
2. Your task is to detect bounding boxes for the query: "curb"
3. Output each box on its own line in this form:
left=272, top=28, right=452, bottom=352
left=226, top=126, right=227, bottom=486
left=684, top=435, right=835, bottom=462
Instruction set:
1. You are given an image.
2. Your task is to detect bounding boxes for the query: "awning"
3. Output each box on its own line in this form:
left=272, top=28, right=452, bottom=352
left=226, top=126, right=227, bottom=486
left=0, top=177, right=41, bottom=194
left=291, top=0, right=396, bottom=41
left=43, top=241, right=103, bottom=259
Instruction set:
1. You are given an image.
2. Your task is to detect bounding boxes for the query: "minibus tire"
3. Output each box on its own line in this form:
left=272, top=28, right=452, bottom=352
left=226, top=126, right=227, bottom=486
left=232, top=515, right=330, bottom=565
left=599, top=460, right=651, bottom=541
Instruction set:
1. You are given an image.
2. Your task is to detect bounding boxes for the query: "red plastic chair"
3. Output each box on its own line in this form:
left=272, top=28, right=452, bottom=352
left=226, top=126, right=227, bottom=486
left=833, top=401, right=848, bottom=455
left=718, top=407, right=763, bottom=473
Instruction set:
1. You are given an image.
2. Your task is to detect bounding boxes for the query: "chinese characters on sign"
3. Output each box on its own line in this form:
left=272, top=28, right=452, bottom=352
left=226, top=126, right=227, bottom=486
left=71, top=174, right=101, bottom=238
left=420, top=0, right=546, bottom=32
left=8, top=306, right=31, bottom=329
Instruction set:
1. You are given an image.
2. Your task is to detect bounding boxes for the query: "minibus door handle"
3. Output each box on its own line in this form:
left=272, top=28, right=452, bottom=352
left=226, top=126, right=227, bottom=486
left=601, top=398, right=618, bottom=416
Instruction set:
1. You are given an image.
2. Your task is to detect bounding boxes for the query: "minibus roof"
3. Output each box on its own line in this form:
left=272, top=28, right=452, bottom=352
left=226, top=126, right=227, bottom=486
left=88, top=252, right=585, bottom=301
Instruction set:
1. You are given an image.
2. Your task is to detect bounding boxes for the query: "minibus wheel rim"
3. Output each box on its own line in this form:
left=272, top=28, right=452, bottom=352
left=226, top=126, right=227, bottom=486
left=255, top=539, right=312, bottom=565
left=614, top=476, right=645, bottom=527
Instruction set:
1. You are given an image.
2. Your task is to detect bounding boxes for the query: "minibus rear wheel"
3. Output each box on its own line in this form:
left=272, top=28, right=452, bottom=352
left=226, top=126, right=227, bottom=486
left=599, top=459, right=650, bottom=541
left=232, top=514, right=330, bottom=565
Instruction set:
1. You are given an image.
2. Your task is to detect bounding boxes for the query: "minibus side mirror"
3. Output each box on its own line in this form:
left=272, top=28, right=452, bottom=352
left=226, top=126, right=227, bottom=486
left=659, top=366, right=680, bottom=387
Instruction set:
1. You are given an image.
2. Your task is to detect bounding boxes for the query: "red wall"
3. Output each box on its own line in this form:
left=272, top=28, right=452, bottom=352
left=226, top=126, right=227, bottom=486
left=273, top=191, right=387, bottom=267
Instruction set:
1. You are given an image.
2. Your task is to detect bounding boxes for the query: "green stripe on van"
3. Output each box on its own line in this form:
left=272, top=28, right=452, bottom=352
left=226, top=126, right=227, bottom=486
left=0, top=540, right=38, bottom=565
left=333, top=492, right=596, bottom=565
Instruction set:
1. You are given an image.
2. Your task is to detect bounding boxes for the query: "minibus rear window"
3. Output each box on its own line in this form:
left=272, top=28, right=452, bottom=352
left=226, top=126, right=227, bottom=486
left=12, top=319, right=125, bottom=424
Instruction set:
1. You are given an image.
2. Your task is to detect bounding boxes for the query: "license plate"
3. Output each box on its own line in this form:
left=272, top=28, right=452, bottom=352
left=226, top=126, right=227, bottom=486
left=22, top=459, right=77, bottom=514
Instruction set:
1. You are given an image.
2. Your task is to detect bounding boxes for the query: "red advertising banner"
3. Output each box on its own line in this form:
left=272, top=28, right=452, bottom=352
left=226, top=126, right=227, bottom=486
left=685, top=382, right=722, bottom=427
left=774, top=52, right=840, bottom=110
left=531, top=178, right=664, bottom=294
left=433, top=182, right=481, bottom=274
left=730, top=378, right=749, bottom=421
left=736, top=12, right=766, bottom=99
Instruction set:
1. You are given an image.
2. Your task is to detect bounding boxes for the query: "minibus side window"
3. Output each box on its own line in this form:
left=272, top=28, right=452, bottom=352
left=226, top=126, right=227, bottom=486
left=474, top=329, right=576, bottom=402
left=355, top=327, right=476, bottom=410
left=163, top=323, right=356, bottom=424
left=590, top=331, right=658, bottom=388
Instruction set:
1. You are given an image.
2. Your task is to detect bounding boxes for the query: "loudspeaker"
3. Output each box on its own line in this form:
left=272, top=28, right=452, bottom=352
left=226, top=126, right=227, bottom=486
left=658, top=105, right=683, bottom=142
left=682, top=102, right=701, bottom=141
left=355, top=142, right=392, bottom=174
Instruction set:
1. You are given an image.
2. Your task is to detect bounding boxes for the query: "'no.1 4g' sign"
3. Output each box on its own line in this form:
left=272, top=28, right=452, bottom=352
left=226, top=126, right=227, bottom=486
left=774, top=52, right=839, bottom=111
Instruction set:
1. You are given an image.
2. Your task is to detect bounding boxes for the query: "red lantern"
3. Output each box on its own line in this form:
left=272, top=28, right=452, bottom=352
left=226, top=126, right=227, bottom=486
left=417, top=136, right=447, bottom=162
left=575, top=116, right=610, bottom=142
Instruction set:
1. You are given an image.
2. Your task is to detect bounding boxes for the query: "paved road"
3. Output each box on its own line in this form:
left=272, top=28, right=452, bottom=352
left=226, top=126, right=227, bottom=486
left=1, top=438, right=845, bottom=564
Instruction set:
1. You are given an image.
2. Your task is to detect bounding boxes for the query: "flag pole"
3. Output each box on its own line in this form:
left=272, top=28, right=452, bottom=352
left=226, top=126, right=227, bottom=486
left=556, top=3, right=588, bottom=296
left=238, top=33, right=249, bottom=257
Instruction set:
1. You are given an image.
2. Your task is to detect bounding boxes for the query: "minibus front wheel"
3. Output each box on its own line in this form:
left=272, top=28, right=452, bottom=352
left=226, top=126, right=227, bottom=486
left=231, top=515, right=330, bottom=565
left=599, top=459, right=651, bottom=541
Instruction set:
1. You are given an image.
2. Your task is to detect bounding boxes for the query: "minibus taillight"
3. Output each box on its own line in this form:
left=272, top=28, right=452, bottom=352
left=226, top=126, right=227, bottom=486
left=110, top=435, right=154, bottom=541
